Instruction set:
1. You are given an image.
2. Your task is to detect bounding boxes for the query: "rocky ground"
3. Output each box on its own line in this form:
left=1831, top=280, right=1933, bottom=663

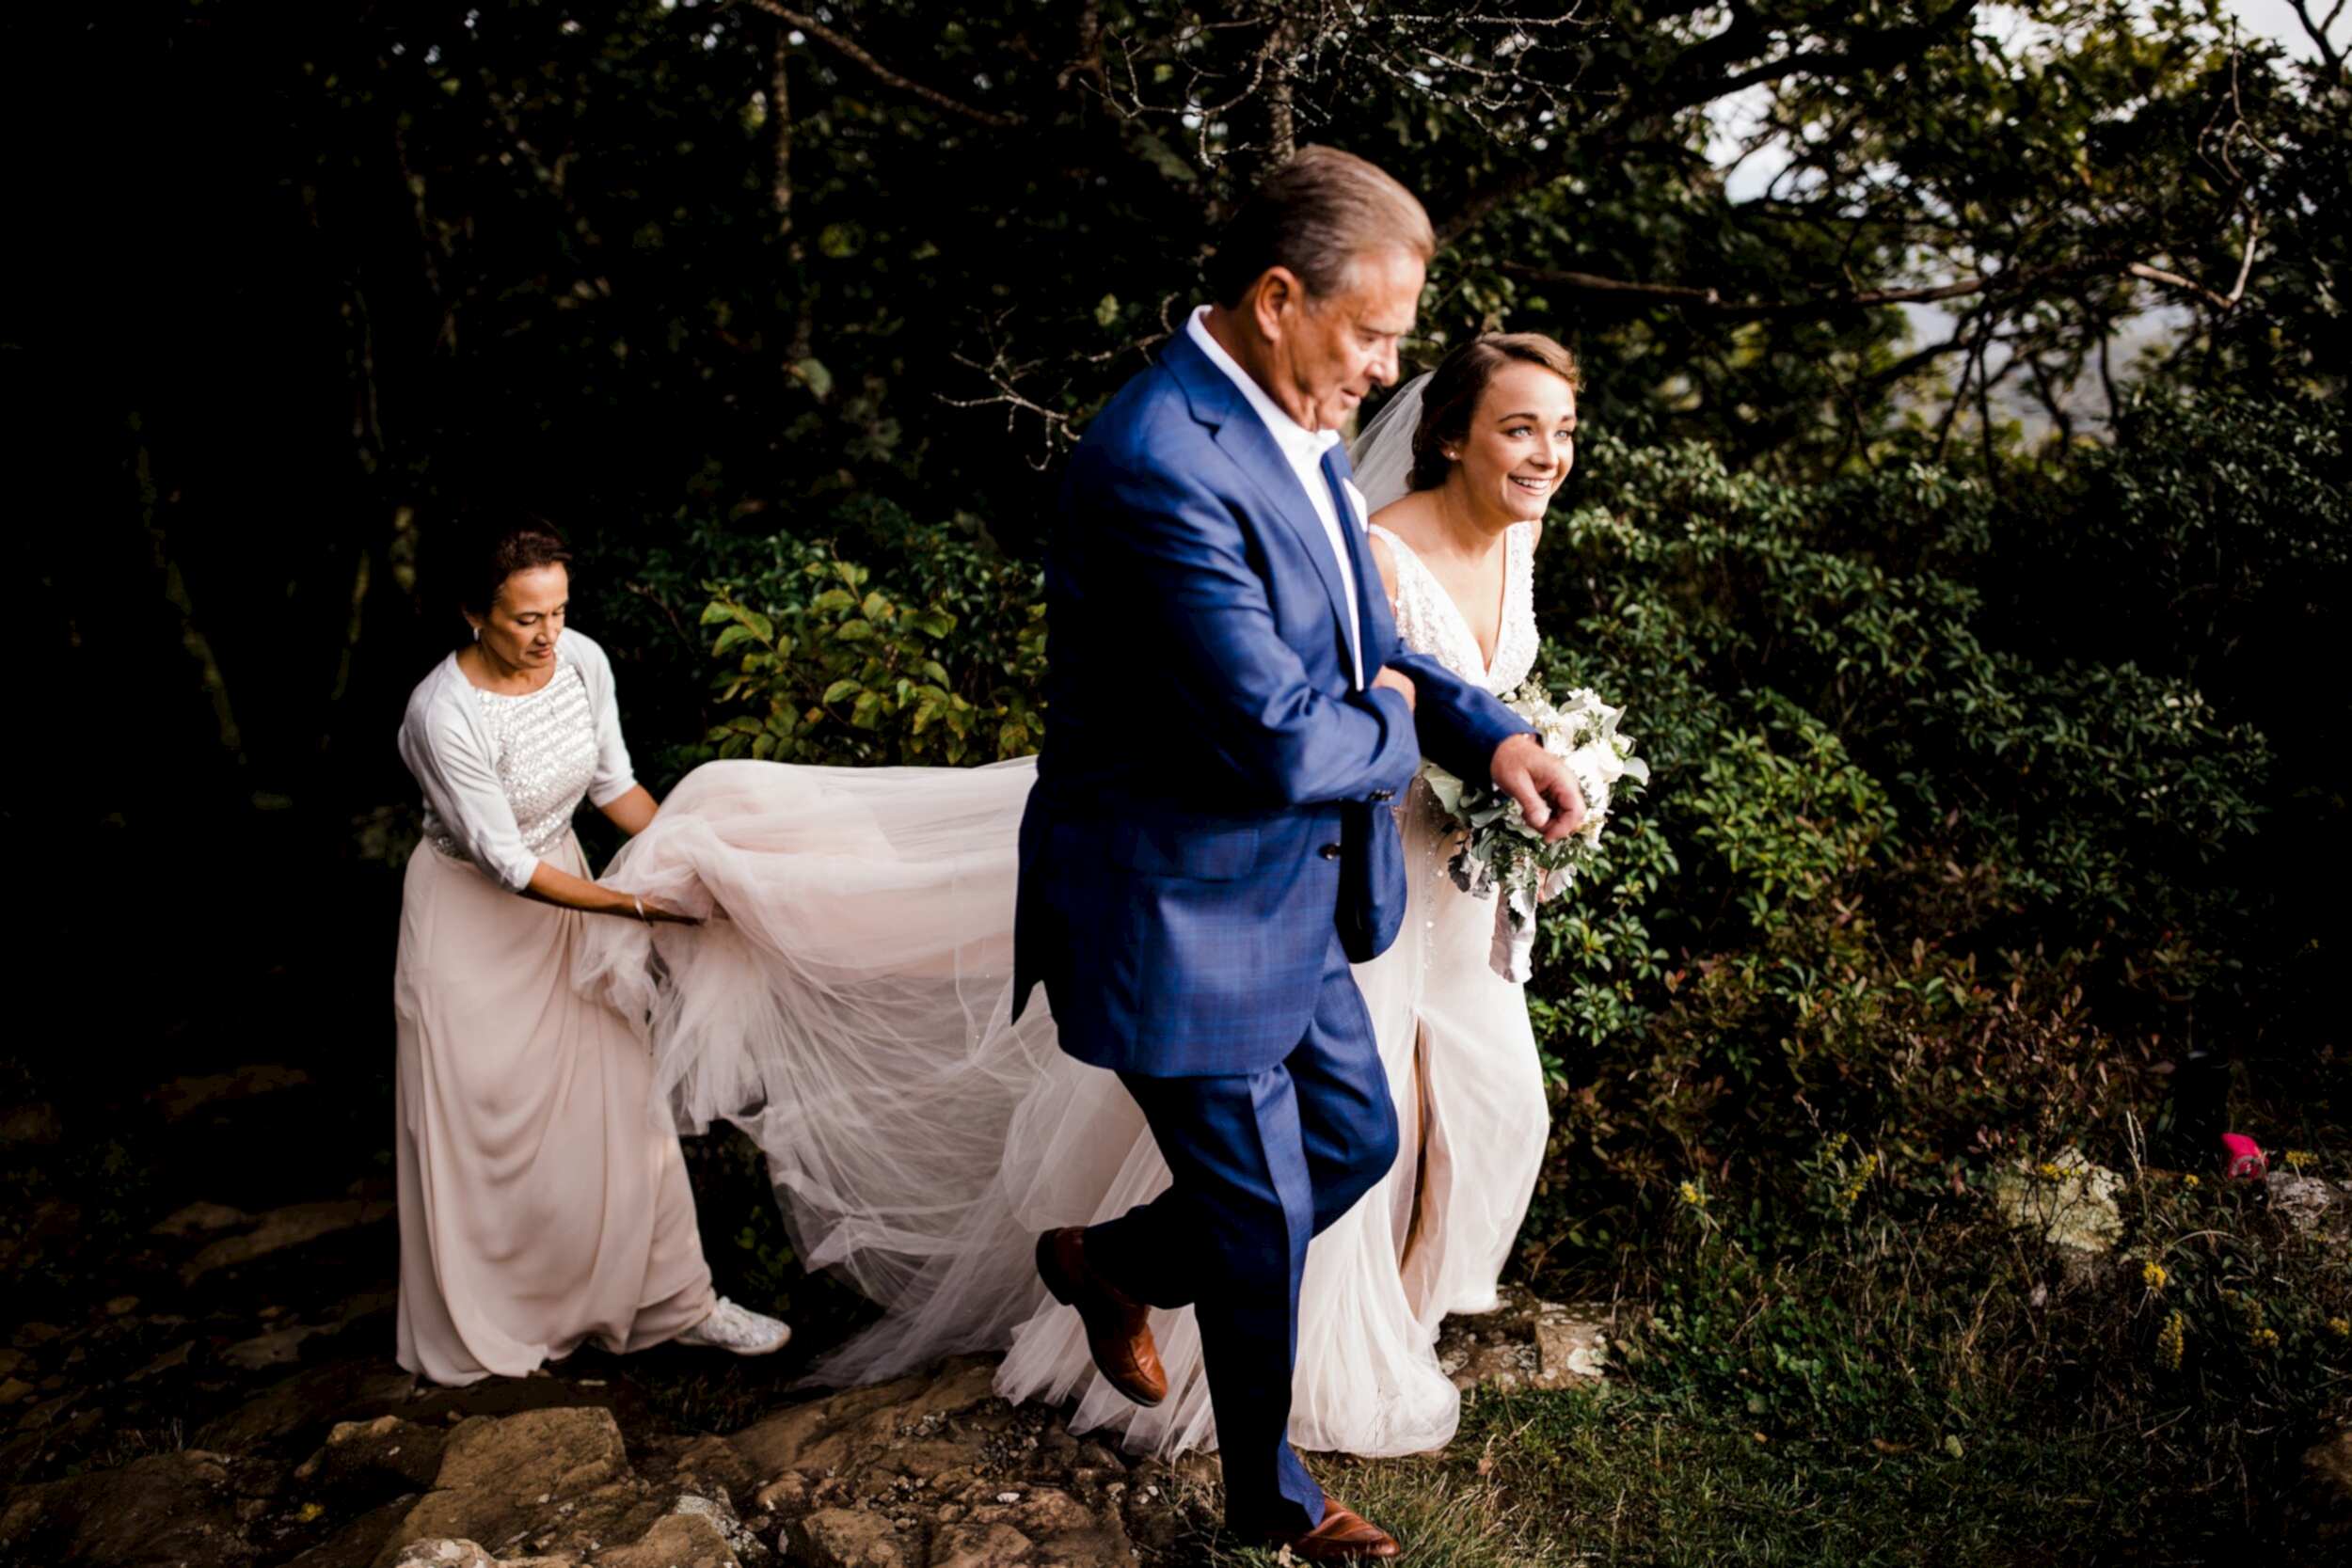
left=9, top=912, right=2344, bottom=1568
left=0, top=1051, right=1616, bottom=1568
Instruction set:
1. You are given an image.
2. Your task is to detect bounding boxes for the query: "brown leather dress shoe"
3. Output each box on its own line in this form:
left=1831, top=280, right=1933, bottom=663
left=1260, top=1501, right=1402, bottom=1561
left=1035, top=1227, right=1168, bottom=1407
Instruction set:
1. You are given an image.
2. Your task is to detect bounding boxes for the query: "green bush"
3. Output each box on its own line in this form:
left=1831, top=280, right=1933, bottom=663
left=685, top=500, right=1045, bottom=768
left=1499, top=408, right=2346, bottom=1537
left=1515, top=428, right=2288, bottom=1280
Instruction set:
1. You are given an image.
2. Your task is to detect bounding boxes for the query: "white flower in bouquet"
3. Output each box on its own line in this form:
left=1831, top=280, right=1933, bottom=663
left=1420, top=682, right=1648, bottom=982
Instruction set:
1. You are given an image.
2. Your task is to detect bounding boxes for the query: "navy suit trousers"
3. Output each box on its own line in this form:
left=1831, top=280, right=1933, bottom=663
left=1085, top=932, right=1402, bottom=1537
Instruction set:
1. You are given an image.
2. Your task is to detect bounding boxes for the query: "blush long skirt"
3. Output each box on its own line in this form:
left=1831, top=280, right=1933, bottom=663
left=392, top=833, right=715, bottom=1386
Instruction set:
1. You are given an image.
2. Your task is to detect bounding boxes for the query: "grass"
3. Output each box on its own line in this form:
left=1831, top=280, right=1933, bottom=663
left=1173, top=1382, right=2226, bottom=1568
left=1164, top=1152, right=2352, bottom=1568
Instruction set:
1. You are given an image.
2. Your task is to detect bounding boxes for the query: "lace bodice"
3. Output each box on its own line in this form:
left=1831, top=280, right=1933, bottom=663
left=1369, top=521, right=1538, bottom=695
left=426, top=657, right=599, bottom=863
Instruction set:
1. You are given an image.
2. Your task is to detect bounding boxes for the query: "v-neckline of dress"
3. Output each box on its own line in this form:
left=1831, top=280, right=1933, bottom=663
left=1373, top=522, right=1522, bottom=685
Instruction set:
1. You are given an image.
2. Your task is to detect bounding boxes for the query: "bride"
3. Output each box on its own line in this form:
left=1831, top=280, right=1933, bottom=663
left=577, top=330, right=1581, bottom=1460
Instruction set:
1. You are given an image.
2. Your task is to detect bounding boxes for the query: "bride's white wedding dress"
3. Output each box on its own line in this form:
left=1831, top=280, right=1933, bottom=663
left=576, top=519, right=1550, bottom=1461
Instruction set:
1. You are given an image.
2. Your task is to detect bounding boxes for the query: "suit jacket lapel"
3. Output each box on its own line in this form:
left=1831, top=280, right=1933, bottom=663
left=1162, top=330, right=1362, bottom=683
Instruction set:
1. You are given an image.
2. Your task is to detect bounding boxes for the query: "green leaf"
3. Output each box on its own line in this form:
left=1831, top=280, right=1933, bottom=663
left=821, top=677, right=861, bottom=705
left=833, top=619, right=876, bottom=643
left=712, top=623, right=757, bottom=657
left=699, top=600, right=736, bottom=626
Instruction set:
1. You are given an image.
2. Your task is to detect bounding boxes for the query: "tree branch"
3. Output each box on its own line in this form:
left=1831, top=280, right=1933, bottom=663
left=131, top=413, right=246, bottom=768
left=1502, top=227, right=2263, bottom=319
left=1263, top=12, right=1299, bottom=165
left=1645, top=3, right=1981, bottom=119
left=1058, top=0, right=1107, bottom=94
left=1438, top=5, right=1979, bottom=245
left=770, top=19, right=794, bottom=233
left=737, top=0, right=1024, bottom=128
left=2288, top=0, right=2347, bottom=83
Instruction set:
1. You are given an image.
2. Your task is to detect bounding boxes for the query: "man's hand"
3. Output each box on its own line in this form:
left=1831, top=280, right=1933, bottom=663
left=1372, top=665, right=1417, bottom=711
left=1491, top=733, right=1586, bottom=842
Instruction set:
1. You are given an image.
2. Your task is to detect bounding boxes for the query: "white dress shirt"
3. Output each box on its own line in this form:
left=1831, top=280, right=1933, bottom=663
left=1185, top=306, right=1367, bottom=688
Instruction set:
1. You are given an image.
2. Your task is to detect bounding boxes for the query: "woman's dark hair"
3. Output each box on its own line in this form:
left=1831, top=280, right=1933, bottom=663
left=1409, top=333, right=1582, bottom=492
left=454, top=515, right=572, bottom=619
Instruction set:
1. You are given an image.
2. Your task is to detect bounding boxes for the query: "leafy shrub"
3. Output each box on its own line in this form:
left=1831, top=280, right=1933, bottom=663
left=1991, top=390, right=2348, bottom=1094
left=1517, top=431, right=2280, bottom=1283
left=1502, top=412, right=2346, bottom=1540
left=685, top=500, right=1044, bottom=768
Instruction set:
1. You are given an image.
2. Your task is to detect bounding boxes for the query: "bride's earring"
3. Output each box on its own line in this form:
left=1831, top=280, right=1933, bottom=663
left=470, top=624, right=482, bottom=642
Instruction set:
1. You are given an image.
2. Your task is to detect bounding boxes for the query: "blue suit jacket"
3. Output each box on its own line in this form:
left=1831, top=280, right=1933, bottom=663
left=1011, top=327, right=1534, bottom=1077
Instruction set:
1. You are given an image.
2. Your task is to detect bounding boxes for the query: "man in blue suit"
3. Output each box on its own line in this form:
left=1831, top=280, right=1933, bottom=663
left=1011, top=147, right=1587, bottom=1561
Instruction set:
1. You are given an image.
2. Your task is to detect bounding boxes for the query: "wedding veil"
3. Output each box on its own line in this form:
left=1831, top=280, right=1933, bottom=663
left=1347, top=372, right=1432, bottom=516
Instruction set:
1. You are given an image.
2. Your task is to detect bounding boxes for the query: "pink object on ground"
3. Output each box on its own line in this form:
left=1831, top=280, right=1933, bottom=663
left=2220, top=1133, right=2268, bottom=1181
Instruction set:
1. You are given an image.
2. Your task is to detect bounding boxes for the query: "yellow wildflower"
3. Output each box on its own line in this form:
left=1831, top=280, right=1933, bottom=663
left=2283, top=1149, right=2314, bottom=1172
left=2250, top=1326, right=2280, bottom=1351
left=2182, top=1174, right=2200, bottom=1190
left=2140, top=1261, right=2168, bottom=1291
left=2035, top=1161, right=2064, bottom=1181
left=1677, top=1180, right=1705, bottom=1208
left=2156, top=1311, right=2185, bottom=1370
left=1838, top=1152, right=1880, bottom=1210
left=2325, top=1317, right=2348, bottom=1340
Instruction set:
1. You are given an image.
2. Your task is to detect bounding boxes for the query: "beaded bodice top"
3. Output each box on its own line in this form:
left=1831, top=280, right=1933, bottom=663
left=426, top=655, right=598, bottom=863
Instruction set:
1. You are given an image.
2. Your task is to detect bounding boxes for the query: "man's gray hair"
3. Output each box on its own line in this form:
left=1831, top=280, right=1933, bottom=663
left=1205, top=145, right=1436, bottom=308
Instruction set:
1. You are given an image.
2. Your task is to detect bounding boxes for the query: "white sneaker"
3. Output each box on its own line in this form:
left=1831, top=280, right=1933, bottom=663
left=675, top=1296, right=792, bottom=1355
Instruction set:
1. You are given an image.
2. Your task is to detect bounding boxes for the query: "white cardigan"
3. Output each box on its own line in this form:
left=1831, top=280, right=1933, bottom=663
left=397, top=630, right=637, bottom=893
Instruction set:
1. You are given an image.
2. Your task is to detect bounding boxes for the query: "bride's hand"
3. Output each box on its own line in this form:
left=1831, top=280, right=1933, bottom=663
left=636, top=895, right=703, bottom=927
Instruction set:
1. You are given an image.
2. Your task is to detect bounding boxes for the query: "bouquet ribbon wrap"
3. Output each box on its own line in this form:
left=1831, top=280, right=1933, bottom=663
left=1491, top=884, right=1538, bottom=984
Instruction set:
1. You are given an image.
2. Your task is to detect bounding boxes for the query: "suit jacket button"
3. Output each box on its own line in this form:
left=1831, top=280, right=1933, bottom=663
left=1319, top=843, right=1343, bottom=860
left=1370, top=789, right=1395, bottom=801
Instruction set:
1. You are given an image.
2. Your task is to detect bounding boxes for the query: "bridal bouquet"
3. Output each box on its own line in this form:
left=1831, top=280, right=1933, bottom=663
left=1421, top=682, right=1649, bottom=983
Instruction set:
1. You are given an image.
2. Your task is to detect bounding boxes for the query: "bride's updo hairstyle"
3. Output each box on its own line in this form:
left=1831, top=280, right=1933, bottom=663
left=1408, top=334, right=1581, bottom=493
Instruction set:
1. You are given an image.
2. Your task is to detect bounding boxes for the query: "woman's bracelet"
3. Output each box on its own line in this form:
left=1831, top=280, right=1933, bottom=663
left=632, top=894, right=647, bottom=924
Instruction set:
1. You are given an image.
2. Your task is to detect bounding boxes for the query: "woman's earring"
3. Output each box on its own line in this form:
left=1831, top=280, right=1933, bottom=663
left=471, top=625, right=481, bottom=642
